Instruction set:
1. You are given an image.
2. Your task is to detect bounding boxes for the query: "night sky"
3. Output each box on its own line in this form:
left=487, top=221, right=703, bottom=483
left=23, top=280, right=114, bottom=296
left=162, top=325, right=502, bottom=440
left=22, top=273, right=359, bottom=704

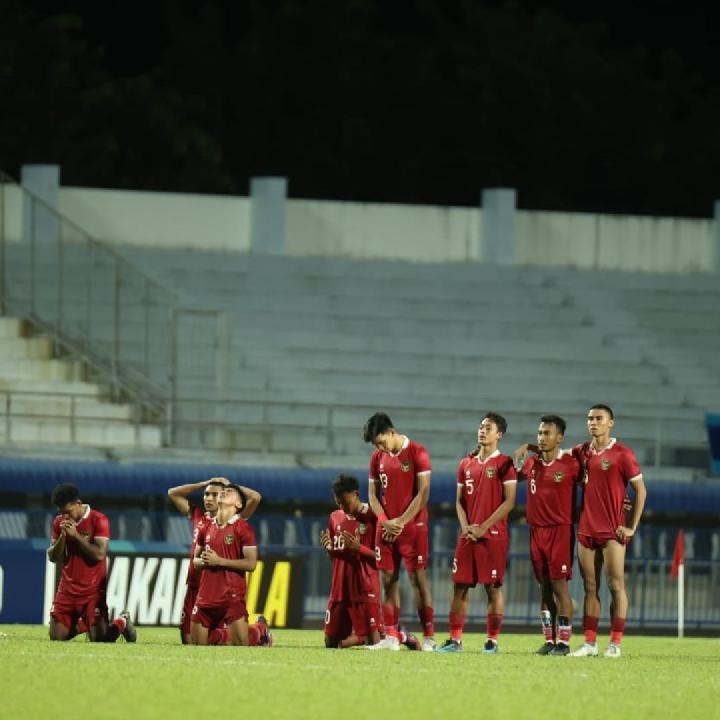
left=2, top=0, right=719, bottom=216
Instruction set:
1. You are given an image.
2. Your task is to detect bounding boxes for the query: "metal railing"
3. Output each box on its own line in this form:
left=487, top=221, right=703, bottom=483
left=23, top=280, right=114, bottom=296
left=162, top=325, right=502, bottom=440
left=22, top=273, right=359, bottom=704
left=0, top=171, right=177, bottom=434
left=0, top=389, right=159, bottom=448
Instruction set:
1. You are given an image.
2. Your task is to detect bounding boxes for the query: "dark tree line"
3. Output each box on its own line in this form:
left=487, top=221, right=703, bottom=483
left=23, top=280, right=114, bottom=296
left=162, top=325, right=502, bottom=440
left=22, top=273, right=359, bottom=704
left=1, top=0, right=719, bottom=216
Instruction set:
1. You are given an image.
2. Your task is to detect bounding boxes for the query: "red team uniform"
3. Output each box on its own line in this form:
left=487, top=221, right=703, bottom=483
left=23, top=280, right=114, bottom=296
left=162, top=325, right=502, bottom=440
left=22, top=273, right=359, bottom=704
left=181, top=506, right=212, bottom=636
left=574, top=439, right=642, bottom=547
left=192, top=514, right=257, bottom=629
left=369, top=438, right=432, bottom=572
left=453, top=450, right=517, bottom=586
left=49, top=506, right=110, bottom=629
left=324, top=505, right=382, bottom=640
left=521, top=451, right=581, bottom=581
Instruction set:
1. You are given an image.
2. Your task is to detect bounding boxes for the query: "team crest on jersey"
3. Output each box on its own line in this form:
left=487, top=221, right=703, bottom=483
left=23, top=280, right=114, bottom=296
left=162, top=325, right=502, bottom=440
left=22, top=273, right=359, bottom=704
left=224, top=533, right=234, bottom=545
left=401, top=462, right=411, bottom=472
left=466, top=470, right=471, bottom=478
left=486, top=467, right=496, bottom=479
left=358, top=523, right=367, bottom=535
left=601, top=458, right=611, bottom=471
left=81, top=531, right=90, bottom=539
left=554, top=471, right=564, bottom=483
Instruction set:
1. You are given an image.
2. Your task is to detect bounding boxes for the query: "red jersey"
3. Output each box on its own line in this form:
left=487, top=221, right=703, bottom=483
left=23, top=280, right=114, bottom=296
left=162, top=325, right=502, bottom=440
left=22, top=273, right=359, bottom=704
left=51, top=506, right=109, bottom=598
left=456, top=450, right=517, bottom=538
left=186, top=506, right=212, bottom=589
left=327, top=505, right=380, bottom=603
left=195, top=514, right=257, bottom=608
left=574, top=439, right=643, bottom=538
left=369, top=437, right=431, bottom=522
left=520, top=451, right=581, bottom=527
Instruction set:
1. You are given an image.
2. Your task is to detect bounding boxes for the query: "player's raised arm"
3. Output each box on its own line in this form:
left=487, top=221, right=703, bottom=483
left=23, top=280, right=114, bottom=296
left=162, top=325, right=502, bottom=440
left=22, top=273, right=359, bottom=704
left=239, top=485, right=262, bottom=520
left=61, top=519, right=109, bottom=563
left=167, top=479, right=216, bottom=515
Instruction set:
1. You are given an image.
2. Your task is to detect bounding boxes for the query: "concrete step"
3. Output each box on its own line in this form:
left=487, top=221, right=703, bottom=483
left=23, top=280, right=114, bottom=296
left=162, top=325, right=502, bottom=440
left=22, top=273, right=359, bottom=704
left=0, top=336, right=54, bottom=360
left=1, top=418, right=162, bottom=448
left=0, top=358, right=85, bottom=382
left=0, top=317, right=25, bottom=338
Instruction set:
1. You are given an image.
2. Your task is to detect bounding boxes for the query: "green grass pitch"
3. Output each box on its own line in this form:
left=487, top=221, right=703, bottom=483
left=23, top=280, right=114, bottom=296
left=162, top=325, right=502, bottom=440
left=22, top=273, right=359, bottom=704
left=1, top=626, right=718, bottom=720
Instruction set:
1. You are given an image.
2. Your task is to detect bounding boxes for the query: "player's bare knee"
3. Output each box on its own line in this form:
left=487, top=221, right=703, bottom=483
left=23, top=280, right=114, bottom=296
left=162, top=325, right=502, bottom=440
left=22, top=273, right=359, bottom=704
left=607, top=575, right=625, bottom=595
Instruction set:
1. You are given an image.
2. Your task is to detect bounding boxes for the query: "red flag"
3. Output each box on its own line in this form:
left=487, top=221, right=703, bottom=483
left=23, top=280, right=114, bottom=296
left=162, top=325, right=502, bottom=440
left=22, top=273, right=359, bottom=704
left=670, top=529, right=685, bottom=579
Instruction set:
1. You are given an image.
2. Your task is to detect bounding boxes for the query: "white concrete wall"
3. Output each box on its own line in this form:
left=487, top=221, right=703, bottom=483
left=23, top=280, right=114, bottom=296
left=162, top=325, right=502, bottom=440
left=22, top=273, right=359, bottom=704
left=0, top=183, right=715, bottom=273
left=286, top=199, right=482, bottom=261
left=516, top=210, right=714, bottom=273
left=59, top=187, right=252, bottom=251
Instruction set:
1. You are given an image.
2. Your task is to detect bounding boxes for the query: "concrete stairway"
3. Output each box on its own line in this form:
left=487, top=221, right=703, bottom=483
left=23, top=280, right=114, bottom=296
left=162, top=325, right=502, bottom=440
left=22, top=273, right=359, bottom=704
left=0, top=316, right=162, bottom=451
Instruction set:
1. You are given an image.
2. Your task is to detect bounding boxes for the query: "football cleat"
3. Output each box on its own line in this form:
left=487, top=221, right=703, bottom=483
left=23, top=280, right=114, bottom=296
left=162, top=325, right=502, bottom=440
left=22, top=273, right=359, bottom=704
left=399, top=625, right=421, bottom=651
left=119, top=611, right=137, bottom=643
left=571, top=642, right=599, bottom=657
left=550, top=643, right=571, bottom=656
left=604, top=643, right=622, bottom=658
left=435, top=639, right=462, bottom=653
left=421, top=637, right=437, bottom=652
left=536, top=641, right=556, bottom=655
left=482, top=639, right=499, bottom=654
left=365, top=635, right=400, bottom=651
left=256, top=615, right=273, bottom=647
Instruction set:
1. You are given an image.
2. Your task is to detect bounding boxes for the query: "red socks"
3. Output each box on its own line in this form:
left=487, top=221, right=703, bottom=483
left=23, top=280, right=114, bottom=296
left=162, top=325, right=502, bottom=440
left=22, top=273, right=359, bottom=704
left=583, top=615, right=599, bottom=644
left=487, top=613, right=503, bottom=642
left=610, top=617, right=625, bottom=645
left=449, top=612, right=465, bottom=642
left=383, top=604, right=399, bottom=638
left=208, top=627, right=229, bottom=645
left=419, top=606, right=434, bottom=638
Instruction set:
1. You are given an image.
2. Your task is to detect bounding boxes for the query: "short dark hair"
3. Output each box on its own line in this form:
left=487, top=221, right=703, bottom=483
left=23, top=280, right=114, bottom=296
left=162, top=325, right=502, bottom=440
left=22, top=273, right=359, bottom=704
left=51, top=483, right=81, bottom=508
left=206, top=478, right=227, bottom=490
left=332, top=474, right=360, bottom=497
left=224, top=483, right=247, bottom=509
left=589, top=404, right=614, bottom=420
left=483, top=412, right=507, bottom=435
left=363, top=412, right=394, bottom=443
left=540, top=414, right=567, bottom=435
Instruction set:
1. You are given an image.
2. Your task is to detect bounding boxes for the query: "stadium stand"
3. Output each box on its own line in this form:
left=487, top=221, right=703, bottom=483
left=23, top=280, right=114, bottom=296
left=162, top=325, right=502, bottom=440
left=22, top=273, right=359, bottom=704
left=1, top=242, right=718, bottom=472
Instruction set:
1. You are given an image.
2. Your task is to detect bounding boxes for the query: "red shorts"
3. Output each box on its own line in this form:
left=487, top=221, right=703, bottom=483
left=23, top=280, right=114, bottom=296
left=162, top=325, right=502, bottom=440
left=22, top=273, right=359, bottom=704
left=324, top=601, right=382, bottom=640
left=50, top=591, right=108, bottom=630
left=452, top=534, right=507, bottom=586
left=530, top=525, right=574, bottom=582
left=181, top=584, right=199, bottom=636
left=375, top=521, right=429, bottom=573
left=192, top=596, right=248, bottom=629
left=578, top=532, right=628, bottom=550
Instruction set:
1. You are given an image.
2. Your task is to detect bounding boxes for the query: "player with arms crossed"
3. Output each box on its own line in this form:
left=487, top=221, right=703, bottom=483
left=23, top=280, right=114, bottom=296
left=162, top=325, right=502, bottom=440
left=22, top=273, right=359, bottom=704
left=364, top=412, right=436, bottom=651
left=168, top=476, right=262, bottom=644
left=191, top=484, right=270, bottom=647
left=437, top=413, right=516, bottom=654
left=515, top=415, right=582, bottom=655
left=571, top=404, right=647, bottom=658
left=320, top=474, right=388, bottom=648
left=47, top=483, right=136, bottom=643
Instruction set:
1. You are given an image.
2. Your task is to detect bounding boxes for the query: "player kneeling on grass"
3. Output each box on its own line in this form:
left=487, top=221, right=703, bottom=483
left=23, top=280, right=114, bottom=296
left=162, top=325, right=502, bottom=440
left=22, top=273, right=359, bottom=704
left=320, top=474, right=387, bottom=648
left=436, top=413, right=516, bottom=654
left=191, top=484, right=271, bottom=647
left=47, top=483, right=136, bottom=643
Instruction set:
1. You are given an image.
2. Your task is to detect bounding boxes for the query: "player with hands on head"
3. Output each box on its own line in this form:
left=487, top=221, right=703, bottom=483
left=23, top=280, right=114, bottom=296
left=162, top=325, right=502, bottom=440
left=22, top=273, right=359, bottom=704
left=167, top=476, right=262, bottom=644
